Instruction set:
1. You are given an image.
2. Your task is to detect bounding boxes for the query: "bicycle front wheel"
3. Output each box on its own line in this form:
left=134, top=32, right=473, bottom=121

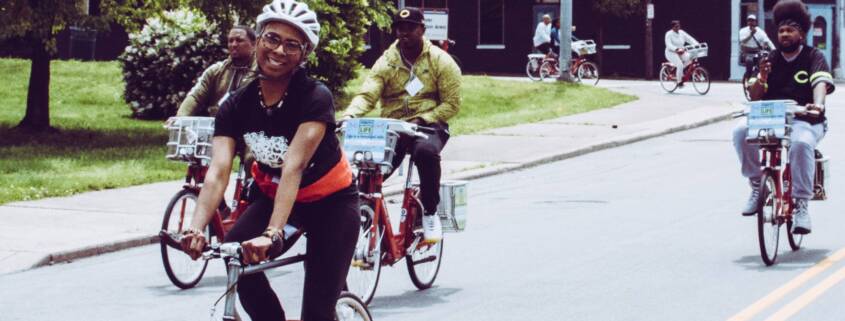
left=757, top=172, right=780, bottom=266
left=336, top=292, right=373, bottom=321
left=659, top=65, right=678, bottom=93
left=526, top=59, right=541, bottom=81
left=160, top=189, right=209, bottom=289
left=345, top=203, right=382, bottom=305
left=742, top=75, right=752, bottom=101
left=577, top=61, right=600, bottom=85
left=691, top=66, right=711, bottom=95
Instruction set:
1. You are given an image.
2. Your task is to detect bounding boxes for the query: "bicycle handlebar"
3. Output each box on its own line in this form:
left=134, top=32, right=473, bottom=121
left=159, top=230, right=284, bottom=262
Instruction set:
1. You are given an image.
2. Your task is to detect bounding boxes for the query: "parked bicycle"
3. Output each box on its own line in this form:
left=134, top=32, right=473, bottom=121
left=160, top=116, right=251, bottom=289
left=734, top=100, right=830, bottom=266
left=741, top=50, right=771, bottom=101
left=339, top=118, right=468, bottom=304
left=160, top=232, right=372, bottom=321
left=659, top=43, right=711, bottom=95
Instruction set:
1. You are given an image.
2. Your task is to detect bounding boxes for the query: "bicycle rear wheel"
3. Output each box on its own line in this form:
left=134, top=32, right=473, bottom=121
left=787, top=220, right=804, bottom=251
left=345, top=203, right=382, bottom=305
left=659, top=65, right=678, bottom=93
left=539, top=61, right=558, bottom=81
left=406, top=233, right=443, bottom=290
left=577, top=61, right=600, bottom=86
left=336, top=292, right=373, bottom=321
left=160, top=189, right=209, bottom=289
left=757, top=172, right=780, bottom=266
left=691, top=66, right=711, bottom=95
left=526, top=59, right=541, bottom=81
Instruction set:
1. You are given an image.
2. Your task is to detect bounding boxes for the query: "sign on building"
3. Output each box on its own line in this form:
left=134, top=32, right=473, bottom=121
left=424, top=9, right=449, bottom=41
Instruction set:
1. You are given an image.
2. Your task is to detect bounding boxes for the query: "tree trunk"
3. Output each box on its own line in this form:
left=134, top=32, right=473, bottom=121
left=17, top=38, right=52, bottom=131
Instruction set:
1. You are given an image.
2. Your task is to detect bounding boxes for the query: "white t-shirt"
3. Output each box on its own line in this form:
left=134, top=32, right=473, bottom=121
left=739, top=26, right=775, bottom=51
left=533, top=22, right=551, bottom=47
left=665, top=29, right=699, bottom=52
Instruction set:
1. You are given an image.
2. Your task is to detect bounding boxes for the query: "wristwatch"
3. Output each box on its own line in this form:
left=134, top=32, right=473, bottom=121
left=261, top=227, right=282, bottom=242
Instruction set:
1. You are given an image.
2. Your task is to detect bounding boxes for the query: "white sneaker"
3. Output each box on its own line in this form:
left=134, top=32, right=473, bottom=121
left=422, top=214, right=443, bottom=243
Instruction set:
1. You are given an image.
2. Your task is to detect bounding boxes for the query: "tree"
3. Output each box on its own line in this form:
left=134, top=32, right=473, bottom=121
left=0, top=0, right=174, bottom=131
left=591, top=0, right=642, bottom=71
left=184, top=0, right=394, bottom=98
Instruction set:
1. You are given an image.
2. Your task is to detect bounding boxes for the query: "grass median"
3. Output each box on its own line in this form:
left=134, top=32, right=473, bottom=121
left=0, top=58, right=635, bottom=204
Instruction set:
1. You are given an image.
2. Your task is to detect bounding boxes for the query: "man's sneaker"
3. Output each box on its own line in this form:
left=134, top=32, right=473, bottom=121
left=792, top=198, right=812, bottom=235
left=422, top=214, right=442, bottom=243
left=742, top=182, right=763, bottom=216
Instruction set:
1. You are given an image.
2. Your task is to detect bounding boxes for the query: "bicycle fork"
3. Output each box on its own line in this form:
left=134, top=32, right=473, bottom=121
left=221, top=260, right=241, bottom=321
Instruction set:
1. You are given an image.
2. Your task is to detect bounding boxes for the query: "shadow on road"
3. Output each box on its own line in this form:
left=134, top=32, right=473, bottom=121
left=733, top=248, right=831, bottom=271
left=369, top=287, right=461, bottom=316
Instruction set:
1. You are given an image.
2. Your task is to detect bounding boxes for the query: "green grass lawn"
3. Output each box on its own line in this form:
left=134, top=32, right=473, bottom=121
left=0, top=58, right=634, bottom=204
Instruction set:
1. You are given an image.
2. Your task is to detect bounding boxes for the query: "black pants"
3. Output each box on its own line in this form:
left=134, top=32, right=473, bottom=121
left=742, top=53, right=760, bottom=79
left=536, top=42, right=552, bottom=54
left=224, top=184, right=360, bottom=321
left=389, top=122, right=450, bottom=214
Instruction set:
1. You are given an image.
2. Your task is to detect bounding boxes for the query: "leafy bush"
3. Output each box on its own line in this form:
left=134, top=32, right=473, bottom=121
left=118, top=10, right=227, bottom=119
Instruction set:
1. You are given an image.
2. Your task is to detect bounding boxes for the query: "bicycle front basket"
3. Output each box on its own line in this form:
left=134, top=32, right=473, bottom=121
left=165, top=116, right=215, bottom=163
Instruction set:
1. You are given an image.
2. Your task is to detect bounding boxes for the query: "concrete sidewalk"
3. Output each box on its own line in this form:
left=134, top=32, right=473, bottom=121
left=0, top=79, right=746, bottom=274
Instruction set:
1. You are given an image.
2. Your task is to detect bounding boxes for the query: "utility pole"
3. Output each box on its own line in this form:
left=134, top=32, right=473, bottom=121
left=398, top=0, right=405, bottom=8
left=757, top=0, right=765, bottom=30
left=558, top=0, right=574, bottom=81
left=837, top=0, right=844, bottom=78
left=644, top=0, right=654, bottom=79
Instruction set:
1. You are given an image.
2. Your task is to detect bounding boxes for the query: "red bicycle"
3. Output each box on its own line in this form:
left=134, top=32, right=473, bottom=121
left=659, top=43, right=711, bottom=95
left=160, top=116, right=252, bottom=289
left=736, top=100, right=829, bottom=266
left=340, top=118, right=467, bottom=304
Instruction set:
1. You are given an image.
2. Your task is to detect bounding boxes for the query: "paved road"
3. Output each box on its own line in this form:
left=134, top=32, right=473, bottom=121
left=2, top=85, right=843, bottom=320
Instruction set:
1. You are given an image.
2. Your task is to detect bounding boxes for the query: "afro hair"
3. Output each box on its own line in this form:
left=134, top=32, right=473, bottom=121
left=773, top=0, right=811, bottom=33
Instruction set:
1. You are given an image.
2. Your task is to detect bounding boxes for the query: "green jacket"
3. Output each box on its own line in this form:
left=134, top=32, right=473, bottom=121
left=176, top=56, right=256, bottom=116
left=344, top=38, right=462, bottom=124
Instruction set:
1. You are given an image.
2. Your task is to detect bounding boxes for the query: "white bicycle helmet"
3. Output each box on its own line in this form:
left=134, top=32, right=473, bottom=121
left=256, top=0, right=321, bottom=51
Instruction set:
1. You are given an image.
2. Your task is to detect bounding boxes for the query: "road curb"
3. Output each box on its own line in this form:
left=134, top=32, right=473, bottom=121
left=25, top=109, right=736, bottom=272
left=31, top=235, right=159, bottom=270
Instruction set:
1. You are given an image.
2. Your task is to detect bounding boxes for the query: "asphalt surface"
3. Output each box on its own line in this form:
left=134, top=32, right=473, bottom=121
left=1, top=101, right=843, bottom=320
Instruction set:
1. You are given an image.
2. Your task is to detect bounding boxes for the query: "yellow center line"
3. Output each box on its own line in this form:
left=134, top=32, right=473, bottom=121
left=727, top=247, right=845, bottom=321
left=763, top=265, right=845, bottom=321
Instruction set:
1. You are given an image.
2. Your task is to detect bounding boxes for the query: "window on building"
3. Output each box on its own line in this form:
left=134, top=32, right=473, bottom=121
left=403, top=0, right=448, bottom=8
left=479, top=0, right=504, bottom=46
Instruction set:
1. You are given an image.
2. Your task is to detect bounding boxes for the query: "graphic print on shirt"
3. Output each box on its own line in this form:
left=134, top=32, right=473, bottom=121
left=243, top=131, right=289, bottom=168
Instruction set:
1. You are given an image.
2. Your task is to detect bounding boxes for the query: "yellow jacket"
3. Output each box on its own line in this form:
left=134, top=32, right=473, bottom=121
left=344, top=38, right=461, bottom=124
left=176, top=56, right=256, bottom=117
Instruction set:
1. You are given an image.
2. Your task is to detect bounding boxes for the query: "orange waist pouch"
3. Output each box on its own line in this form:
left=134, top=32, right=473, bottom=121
left=252, top=154, right=353, bottom=203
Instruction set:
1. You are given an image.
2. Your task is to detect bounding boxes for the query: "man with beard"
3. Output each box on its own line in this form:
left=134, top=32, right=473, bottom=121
left=177, top=26, right=257, bottom=117
left=343, top=7, right=462, bottom=243
left=733, top=0, right=834, bottom=234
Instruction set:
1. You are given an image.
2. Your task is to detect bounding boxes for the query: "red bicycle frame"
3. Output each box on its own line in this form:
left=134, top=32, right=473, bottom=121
left=181, top=161, right=250, bottom=242
left=760, top=145, right=794, bottom=221
left=356, top=158, right=425, bottom=264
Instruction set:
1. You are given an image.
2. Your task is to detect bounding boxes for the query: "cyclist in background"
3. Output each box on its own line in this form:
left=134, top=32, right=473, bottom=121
left=733, top=0, right=834, bottom=234
left=664, top=20, right=700, bottom=87
left=177, top=25, right=257, bottom=117
left=179, top=1, right=359, bottom=320
left=739, top=14, right=775, bottom=79
left=533, top=14, right=553, bottom=55
left=342, top=7, right=462, bottom=243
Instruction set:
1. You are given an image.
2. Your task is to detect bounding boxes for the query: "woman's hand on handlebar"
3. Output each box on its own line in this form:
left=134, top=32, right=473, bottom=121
left=180, top=228, right=207, bottom=260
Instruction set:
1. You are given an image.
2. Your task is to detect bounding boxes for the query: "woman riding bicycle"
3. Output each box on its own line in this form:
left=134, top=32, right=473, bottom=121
left=664, top=20, right=700, bottom=87
left=179, top=1, right=359, bottom=320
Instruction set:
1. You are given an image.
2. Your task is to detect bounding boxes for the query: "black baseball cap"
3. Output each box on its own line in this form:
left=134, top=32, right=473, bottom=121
left=394, top=7, right=425, bottom=26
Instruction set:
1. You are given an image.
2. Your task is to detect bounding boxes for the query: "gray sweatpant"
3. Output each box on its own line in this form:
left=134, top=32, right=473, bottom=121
left=732, top=119, right=826, bottom=199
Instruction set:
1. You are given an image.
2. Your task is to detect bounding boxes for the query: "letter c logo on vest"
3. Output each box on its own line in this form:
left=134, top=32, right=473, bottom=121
left=794, top=71, right=809, bottom=84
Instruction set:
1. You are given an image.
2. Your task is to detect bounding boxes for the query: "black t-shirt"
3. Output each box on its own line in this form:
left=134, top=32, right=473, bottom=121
left=763, top=46, right=835, bottom=124
left=214, top=69, right=341, bottom=188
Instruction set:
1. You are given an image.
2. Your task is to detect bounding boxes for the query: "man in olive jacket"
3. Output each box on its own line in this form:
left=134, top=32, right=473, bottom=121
left=177, top=26, right=257, bottom=117
left=343, top=7, right=462, bottom=242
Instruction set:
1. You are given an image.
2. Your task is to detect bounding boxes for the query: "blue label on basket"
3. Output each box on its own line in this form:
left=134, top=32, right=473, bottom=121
left=342, top=119, right=389, bottom=163
left=747, top=101, right=787, bottom=139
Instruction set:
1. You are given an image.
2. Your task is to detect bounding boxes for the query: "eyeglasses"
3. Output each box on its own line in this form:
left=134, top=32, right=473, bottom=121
left=261, top=33, right=306, bottom=55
